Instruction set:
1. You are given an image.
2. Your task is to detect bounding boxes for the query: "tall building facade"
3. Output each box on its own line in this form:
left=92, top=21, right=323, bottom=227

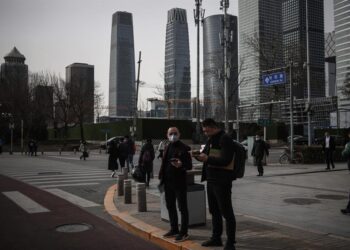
left=282, top=0, right=325, bottom=99
left=109, top=11, right=135, bottom=117
left=238, top=0, right=283, bottom=122
left=334, top=0, right=350, bottom=127
left=164, top=8, right=191, bottom=119
left=66, top=63, right=94, bottom=123
left=0, top=47, right=29, bottom=121
left=325, top=31, right=336, bottom=97
left=203, top=14, right=238, bottom=121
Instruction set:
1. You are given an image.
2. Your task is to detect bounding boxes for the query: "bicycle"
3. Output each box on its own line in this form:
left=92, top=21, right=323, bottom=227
left=279, top=148, right=304, bottom=164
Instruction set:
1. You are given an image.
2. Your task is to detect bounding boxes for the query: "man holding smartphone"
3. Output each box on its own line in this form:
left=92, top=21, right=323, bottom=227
left=158, top=127, right=192, bottom=242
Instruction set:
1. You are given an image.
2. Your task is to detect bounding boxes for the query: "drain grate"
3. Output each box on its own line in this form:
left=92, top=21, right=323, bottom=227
left=55, top=223, right=93, bottom=233
left=38, top=172, right=62, bottom=175
left=315, top=194, right=348, bottom=200
left=284, top=198, right=321, bottom=205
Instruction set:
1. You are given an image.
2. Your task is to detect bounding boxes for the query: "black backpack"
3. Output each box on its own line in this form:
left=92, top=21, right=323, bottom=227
left=232, top=140, right=246, bottom=180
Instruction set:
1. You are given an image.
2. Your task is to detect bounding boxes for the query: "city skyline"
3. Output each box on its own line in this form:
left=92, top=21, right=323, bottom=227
left=0, top=0, right=334, bottom=111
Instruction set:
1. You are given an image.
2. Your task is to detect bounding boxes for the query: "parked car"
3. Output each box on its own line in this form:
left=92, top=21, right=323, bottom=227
left=287, top=135, right=308, bottom=145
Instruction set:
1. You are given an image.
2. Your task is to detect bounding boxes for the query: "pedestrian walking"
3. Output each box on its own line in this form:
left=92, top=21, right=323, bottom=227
left=28, top=139, right=35, bottom=156
left=118, top=138, right=129, bottom=171
left=322, top=131, right=336, bottom=170
left=158, top=127, right=192, bottom=242
left=195, top=118, right=237, bottom=250
left=157, top=139, right=168, bottom=159
left=79, top=141, right=88, bottom=160
left=251, top=134, right=269, bottom=176
left=108, top=139, right=119, bottom=177
left=124, top=135, right=135, bottom=170
left=138, top=138, right=155, bottom=187
left=342, top=130, right=350, bottom=172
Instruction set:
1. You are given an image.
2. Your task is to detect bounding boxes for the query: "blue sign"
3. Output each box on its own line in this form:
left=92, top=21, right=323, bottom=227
left=262, top=72, right=286, bottom=86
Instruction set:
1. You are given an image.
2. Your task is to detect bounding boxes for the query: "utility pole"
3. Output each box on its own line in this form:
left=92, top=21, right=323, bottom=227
left=289, top=60, right=294, bottom=162
left=133, top=51, right=142, bottom=140
left=194, top=0, right=205, bottom=142
left=220, top=0, right=230, bottom=133
left=306, top=0, right=311, bottom=146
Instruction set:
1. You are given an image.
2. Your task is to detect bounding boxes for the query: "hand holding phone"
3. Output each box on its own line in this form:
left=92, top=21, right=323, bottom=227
left=170, top=158, right=182, bottom=168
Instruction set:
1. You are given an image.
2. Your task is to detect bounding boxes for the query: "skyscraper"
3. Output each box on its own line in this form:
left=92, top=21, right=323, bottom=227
left=325, top=31, right=336, bottom=97
left=334, top=0, right=350, bottom=127
left=164, top=8, right=191, bottom=119
left=109, top=11, right=135, bottom=117
left=66, top=63, right=94, bottom=123
left=282, top=0, right=325, bottom=99
left=238, top=0, right=283, bottom=121
left=203, top=14, right=238, bottom=121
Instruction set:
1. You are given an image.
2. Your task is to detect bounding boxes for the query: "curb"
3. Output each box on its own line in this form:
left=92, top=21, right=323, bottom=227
left=104, top=184, right=208, bottom=250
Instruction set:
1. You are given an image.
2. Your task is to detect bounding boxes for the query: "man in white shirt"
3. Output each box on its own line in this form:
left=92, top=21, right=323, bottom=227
left=322, top=132, right=335, bottom=170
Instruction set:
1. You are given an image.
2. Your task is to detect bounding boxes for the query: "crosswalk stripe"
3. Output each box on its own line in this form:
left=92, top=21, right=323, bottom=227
left=2, top=191, right=50, bottom=214
left=28, top=178, right=113, bottom=185
left=46, top=188, right=100, bottom=207
left=39, top=183, right=99, bottom=189
left=18, top=174, right=110, bottom=181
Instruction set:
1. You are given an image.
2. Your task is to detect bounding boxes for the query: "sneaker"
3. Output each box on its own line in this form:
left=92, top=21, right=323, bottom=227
left=111, top=171, right=115, bottom=177
left=174, top=233, right=189, bottom=242
left=201, top=238, right=223, bottom=247
left=341, top=209, right=350, bottom=214
left=163, top=230, right=179, bottom=238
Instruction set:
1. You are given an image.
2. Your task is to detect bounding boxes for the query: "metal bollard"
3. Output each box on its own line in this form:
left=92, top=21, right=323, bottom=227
left=117, top=174, right=125, bottom=196
left=136, top=183, right=147, bottom=212
left=124, top=179, right=132, bottom=204
left=122, top=167, right=129, bottom=180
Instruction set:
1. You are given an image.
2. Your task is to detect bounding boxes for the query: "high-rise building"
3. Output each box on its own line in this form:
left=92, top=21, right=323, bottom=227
left=238, top=0, right=283, bottom=121
left=282, top=0, right=325, bottom=99
left=203, top=14, right=238, bottom=121
left=164, top=8, right=191, bottom=119
left=109, top=11, right=135, bottom=117
left=334, top=0, right=350, bottom=127
left=66, top=63, right=94, bottom=123
left=0, top=47, right=29, bottom=120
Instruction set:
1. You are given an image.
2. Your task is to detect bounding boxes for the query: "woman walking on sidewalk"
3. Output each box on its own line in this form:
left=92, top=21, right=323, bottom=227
left=138, top=138, right=155, bottom=187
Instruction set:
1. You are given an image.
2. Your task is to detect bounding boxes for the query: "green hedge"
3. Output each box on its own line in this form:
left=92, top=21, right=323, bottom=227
left=295, top=145, right=346, bottom=164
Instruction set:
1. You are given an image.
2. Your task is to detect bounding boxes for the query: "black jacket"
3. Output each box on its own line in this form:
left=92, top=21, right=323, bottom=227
left=322, top=136, right=336, bottom=151
left=158, top=140, right=192, bottom=188
left=138, top=142, right=155, bottom=169
left=251, top=139, right=269, bottom=158
left=201, top=130, right=235, bottom=184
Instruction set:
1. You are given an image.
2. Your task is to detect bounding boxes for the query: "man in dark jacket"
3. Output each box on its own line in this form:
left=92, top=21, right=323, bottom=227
left=139, top=138, right=155, bottom=187
left=251, top=134, right=269, bottom=176
left=158, top=127, right=192, bottom=242
left=322, top=132, right=336, bottom=170
left=196, top=118, right=236, bottom=250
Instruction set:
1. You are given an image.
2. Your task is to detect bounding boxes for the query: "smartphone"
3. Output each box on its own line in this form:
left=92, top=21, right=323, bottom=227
left=170, top=158, right=178, bottom=162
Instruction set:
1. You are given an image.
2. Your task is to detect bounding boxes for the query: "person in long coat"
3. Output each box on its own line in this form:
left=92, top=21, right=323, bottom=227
left=108, top=139, right=119, bottom=177
left=138, top=138, right=155, bottom=187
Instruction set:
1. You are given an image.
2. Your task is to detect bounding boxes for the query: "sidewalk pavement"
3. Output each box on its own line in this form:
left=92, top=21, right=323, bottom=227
left=104, top=164, right=350, bottom=250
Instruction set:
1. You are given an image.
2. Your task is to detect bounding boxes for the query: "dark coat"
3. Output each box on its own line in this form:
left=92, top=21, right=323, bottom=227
left=108, top=140, right=119, bottom=170
left=322, top=136, right=336, bottom=151
left=158, top=140, right=192, bottom=188
left=118, top=141, right=129, bottom=159
left=251, top=139, right=269, bottom=158
left=139, top=142, right=155, bottom=171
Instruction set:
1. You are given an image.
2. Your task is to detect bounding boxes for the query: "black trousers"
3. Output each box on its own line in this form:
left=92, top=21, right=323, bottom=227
left=164, top=184, right=188, bottom=234
left=325, top=149, right=335, bottom=169
left=207, top=182, right=236, bottom=245
left=255, top=156, right=264, bottom=174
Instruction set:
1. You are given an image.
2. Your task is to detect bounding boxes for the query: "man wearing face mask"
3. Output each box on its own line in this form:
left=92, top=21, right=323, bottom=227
left=251, top=133, right=269, bottom=176
left=158, top=127, right=192, bottom=242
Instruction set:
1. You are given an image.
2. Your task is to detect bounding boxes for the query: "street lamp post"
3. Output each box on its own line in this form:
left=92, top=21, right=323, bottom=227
left=9, top=120, right=14, bottom=155
left=289, top=60, right=294, bottom=162
left=194, top=0, right=205, bottom=142
left=220, top=0, right=230, bottom=133
left=133, top=51, right=142, bottom=140
left=305, top=0, right=311, bottom=146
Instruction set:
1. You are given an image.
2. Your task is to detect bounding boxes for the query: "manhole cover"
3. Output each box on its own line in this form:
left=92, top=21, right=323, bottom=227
left=284, top=198, right=321, bottom=205
left=38, top=172, right=62, bottom=175
left=315, top=194, right=347, bottom=200
left=55, top=223, right=93, bottom=233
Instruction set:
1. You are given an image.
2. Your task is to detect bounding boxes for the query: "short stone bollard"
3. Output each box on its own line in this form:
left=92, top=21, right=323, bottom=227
left=124, top=179, right=132, bottom=204
left=136, top=183, right=147, bottom=212
left=117, top=174, right=125, bottom=196
left=122, top=167, right=129, bottom=180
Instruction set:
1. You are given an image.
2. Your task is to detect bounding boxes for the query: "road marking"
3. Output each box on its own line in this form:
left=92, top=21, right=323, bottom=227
left=46, top=189, right=100, bottom=207
left=19, top=174, right=110, bottom=181
left=28, top=178, right=112, bottom=185
left=2, top=191, right=50, bottom=214
left=39, top=183, right=100, bottom=189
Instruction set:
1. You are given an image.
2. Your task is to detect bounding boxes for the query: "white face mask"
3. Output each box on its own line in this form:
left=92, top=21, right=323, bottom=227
left=168, top=134, right=179, bottom=142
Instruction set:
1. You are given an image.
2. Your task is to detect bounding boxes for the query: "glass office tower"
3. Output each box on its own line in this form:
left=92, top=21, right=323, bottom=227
left=164, top=8, right=191, bottom=119
left=334, top=0, right=350, bottom=127
left=109, top=11, right=135, bottom=117
left=203, top=14, right=238, bottom=121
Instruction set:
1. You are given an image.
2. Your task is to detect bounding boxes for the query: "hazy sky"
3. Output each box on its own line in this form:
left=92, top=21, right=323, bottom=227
left=0, top=0, right=334, bottom=110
